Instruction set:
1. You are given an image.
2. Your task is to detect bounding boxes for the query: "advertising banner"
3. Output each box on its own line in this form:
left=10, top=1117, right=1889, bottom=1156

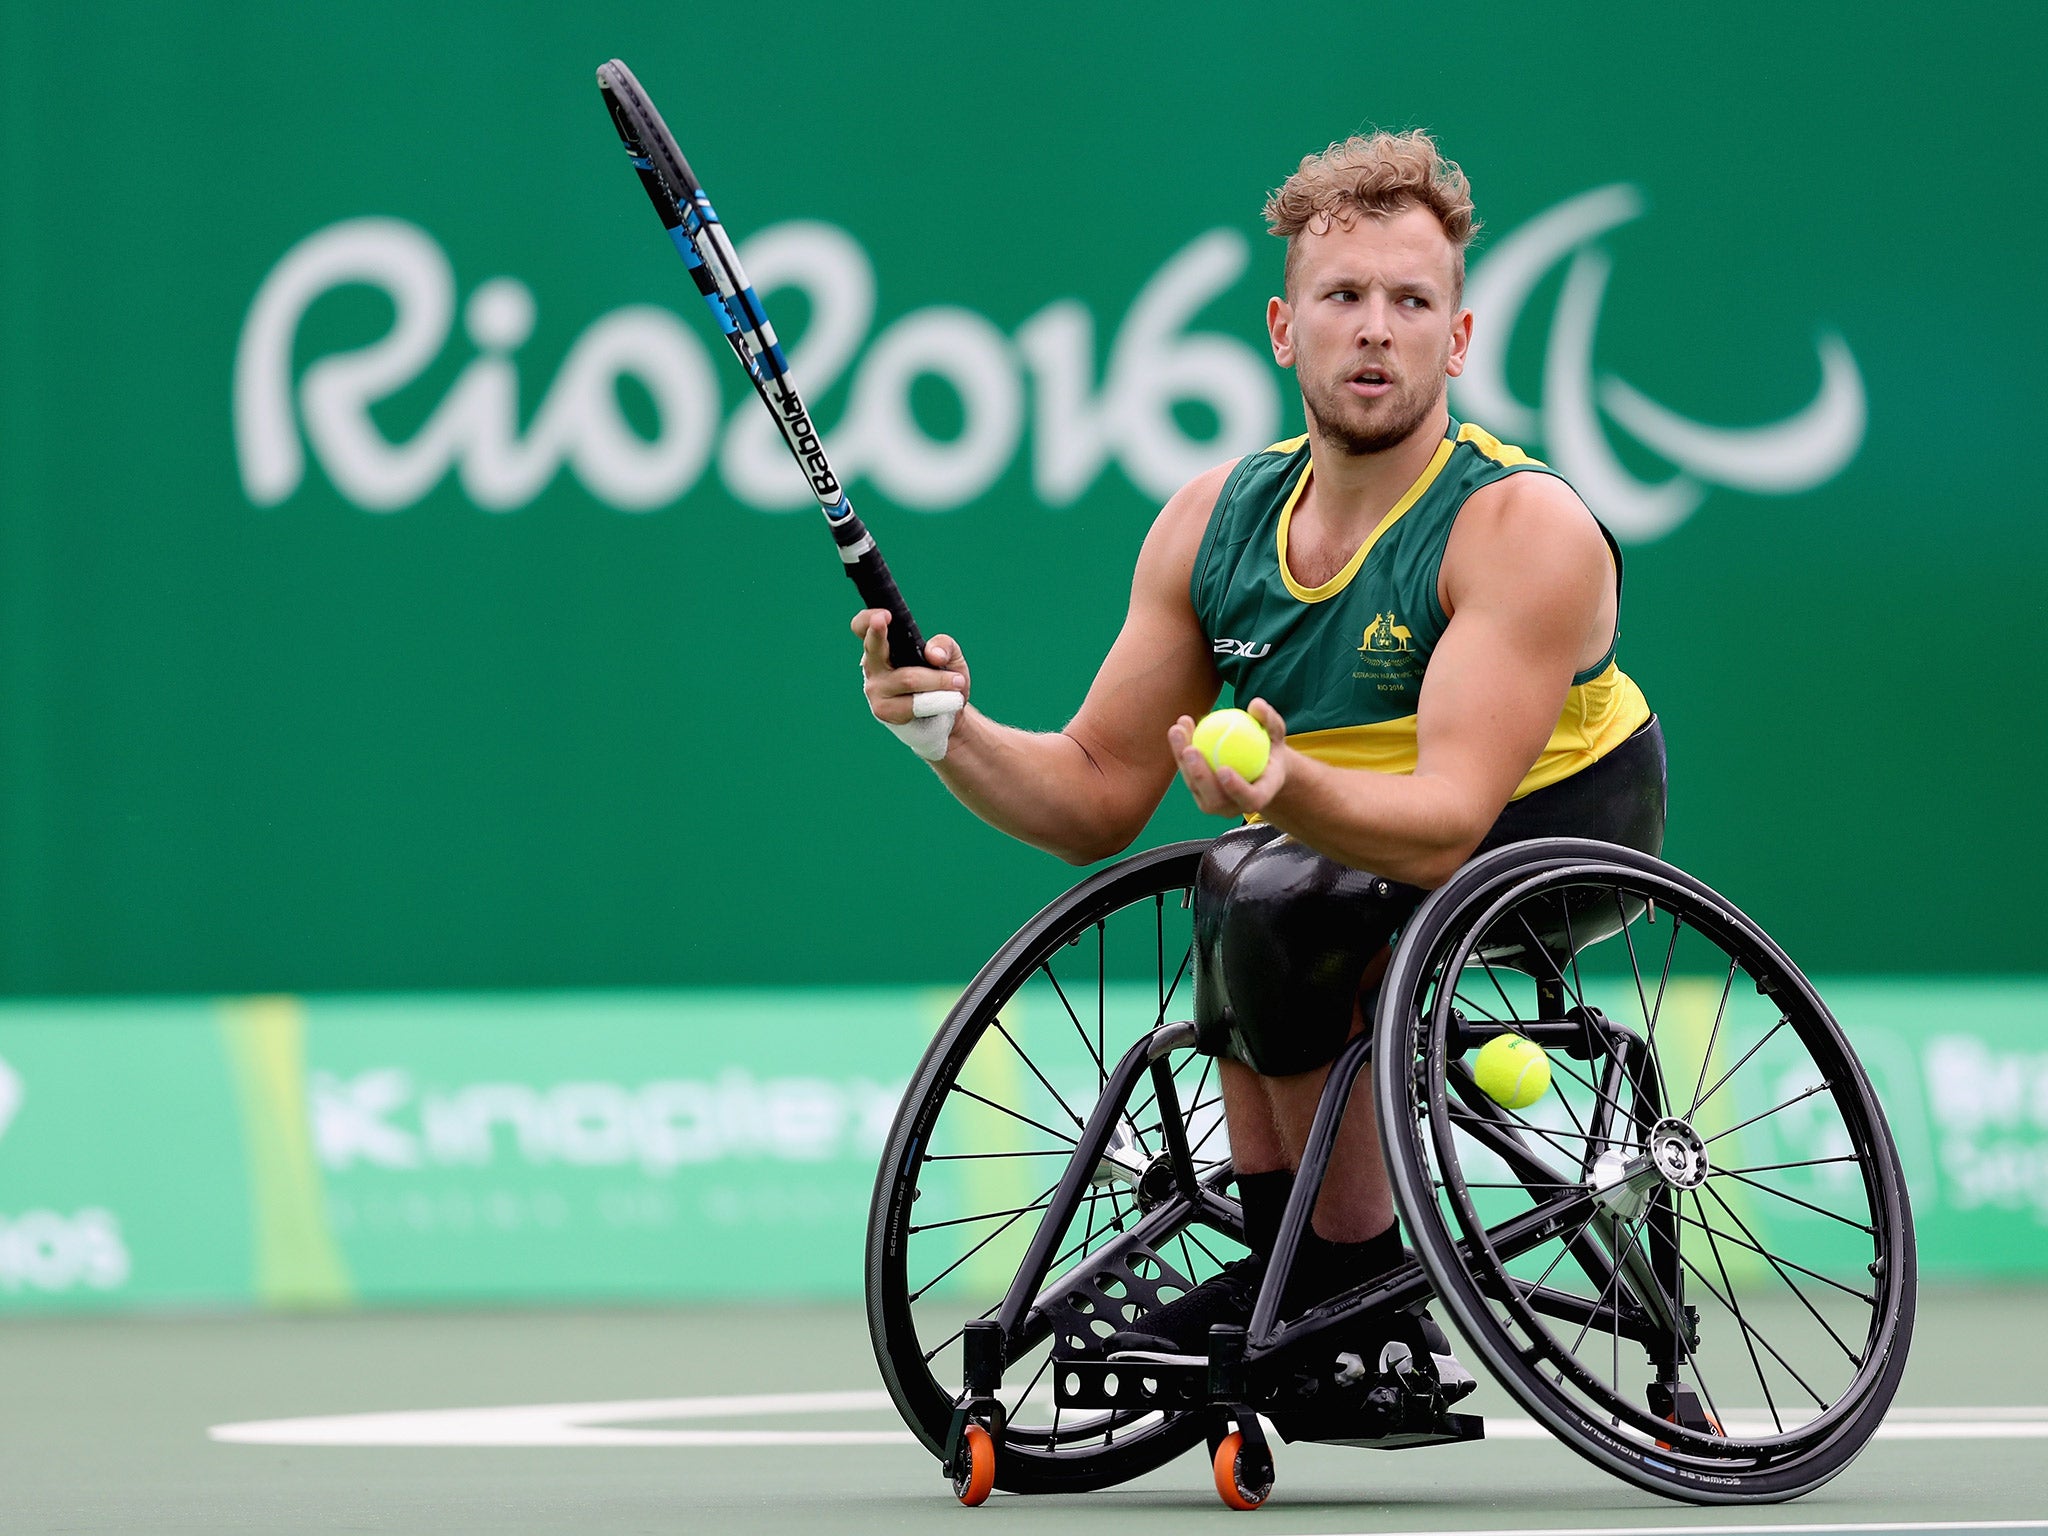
left=0, top=980, right=2043, bottom=1311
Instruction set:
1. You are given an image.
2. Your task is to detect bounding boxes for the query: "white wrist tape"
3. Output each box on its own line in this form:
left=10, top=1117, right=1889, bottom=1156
left=884, top=690, right=964, bottom=762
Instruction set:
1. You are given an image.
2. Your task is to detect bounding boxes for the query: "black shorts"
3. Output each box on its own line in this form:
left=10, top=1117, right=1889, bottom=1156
left=1191, top=716, right=1668, bottom=1076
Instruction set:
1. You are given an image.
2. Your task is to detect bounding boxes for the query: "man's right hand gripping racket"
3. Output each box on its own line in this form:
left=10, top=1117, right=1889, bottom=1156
left=594, top=59, right=961, bottom=755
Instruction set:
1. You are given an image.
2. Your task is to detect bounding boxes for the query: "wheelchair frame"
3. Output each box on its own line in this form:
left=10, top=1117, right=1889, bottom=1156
left=866, top=837, right=1916, bottom=1511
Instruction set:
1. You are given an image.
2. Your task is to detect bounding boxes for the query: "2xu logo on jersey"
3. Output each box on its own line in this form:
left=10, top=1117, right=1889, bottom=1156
left=1213, top=638, right=1271, bottom=660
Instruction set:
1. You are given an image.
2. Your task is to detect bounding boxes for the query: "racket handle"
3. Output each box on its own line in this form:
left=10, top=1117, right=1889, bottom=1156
left=845, top=546, right=930, bottom=671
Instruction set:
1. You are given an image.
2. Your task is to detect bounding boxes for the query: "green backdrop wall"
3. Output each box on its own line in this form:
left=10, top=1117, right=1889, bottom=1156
left=1, top=0, right=2042, bottom=998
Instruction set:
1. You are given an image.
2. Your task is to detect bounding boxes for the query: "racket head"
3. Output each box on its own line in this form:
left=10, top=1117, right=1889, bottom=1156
left=596, top=60, right=706, bottom=221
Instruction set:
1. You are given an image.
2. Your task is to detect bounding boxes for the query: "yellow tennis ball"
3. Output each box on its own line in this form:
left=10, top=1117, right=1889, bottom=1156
left=1191, top=708, right=1271, bottom=782
left=1473, top=1034, right=1551, bottom=1110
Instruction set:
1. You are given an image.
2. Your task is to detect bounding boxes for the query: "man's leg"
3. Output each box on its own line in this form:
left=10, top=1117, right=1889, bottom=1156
left=1219, top=954, right=1406, bottom=1318
left=1242, top=952, right=1393, bottom=1241
left=1106, top=831, right=1408, bottom=1361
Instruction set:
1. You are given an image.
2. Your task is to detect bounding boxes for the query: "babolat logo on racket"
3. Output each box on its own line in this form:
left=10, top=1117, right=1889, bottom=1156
left=780, top=392, right=840, bottom=498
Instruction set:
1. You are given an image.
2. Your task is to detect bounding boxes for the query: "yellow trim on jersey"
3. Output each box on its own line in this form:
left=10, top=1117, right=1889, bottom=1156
left=1285, top=716, right=1423, bottom=777
left=1454, top=420, right=1546, bottom=469
left=1275, top=438, right=1456, bottom=604
left=1280, top=663, right=1652, bottom=801
left=1519, top=662, right=1651, bottom=796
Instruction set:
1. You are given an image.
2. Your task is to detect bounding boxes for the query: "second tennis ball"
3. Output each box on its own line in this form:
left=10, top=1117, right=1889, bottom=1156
left=1191, top=708, right=1271, bottom=782
left=1473, top=1033, right=1552, bottom=1109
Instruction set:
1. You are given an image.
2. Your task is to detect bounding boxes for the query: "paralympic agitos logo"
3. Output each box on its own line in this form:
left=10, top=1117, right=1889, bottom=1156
left=1450, top=185, right=1865, bottom=542
left=235, top=186, right=1862, bottom=542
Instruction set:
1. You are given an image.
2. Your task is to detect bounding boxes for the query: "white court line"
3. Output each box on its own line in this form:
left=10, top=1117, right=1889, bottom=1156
left=209, top=1394, right=2048, bottom=1450
left=1277, top=1525, right=2048, bottom=1536
left=209, top=1390, right=906, bottom=1447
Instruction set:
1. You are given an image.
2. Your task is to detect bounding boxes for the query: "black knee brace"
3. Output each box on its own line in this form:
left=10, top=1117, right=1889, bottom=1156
left=1192, top=825, right=1424, bottom=1077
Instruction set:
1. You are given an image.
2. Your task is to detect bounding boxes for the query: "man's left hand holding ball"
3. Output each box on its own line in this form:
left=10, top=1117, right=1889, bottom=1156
left=1170, top=698, right=1290, bottom=817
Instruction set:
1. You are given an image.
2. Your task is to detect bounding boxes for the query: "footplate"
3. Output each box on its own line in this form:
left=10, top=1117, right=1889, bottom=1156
left=1053, top=1357, right=1208, bottom=1411
left=1280, top=1407, right=1486, bottom=1450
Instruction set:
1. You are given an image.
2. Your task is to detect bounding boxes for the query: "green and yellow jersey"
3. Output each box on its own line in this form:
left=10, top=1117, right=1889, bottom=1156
left=1191, top=418, right=1651, bottom=800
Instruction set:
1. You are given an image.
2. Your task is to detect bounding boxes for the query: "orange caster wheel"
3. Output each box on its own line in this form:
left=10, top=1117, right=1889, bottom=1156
left=1212, top=1430, right=1272, bottom=1511
left=952, top=1422, right=996, bottom=1506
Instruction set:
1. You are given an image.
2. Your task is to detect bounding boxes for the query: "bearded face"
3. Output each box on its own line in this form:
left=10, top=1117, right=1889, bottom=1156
left=1269, top=206, right=1470, bottom=459
left=1297, top=338, right=1447, bottom=455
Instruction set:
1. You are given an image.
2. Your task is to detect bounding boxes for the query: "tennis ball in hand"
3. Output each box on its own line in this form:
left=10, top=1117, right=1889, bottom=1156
left=1191, top=708, right=1271, bottom=782
left=1473, top=1034, right=1551, bottom=1109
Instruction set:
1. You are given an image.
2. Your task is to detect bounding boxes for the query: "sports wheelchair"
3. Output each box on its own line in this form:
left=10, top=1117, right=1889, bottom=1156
left=865, top=837, right=1915, bottom=1509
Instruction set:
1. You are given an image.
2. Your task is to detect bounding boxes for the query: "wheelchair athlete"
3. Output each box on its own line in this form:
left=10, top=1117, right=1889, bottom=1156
left=854, top=131, right=1666, bottom=1392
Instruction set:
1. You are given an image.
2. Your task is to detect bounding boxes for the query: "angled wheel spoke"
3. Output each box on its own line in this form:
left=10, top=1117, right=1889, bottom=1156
left=1038, top=962, right=1106, bottom=1087
left=991, top=1017, right=1088, bottom=1131
left=1451, top=1102, right=1608, bottom=1159
left=1647, top=912, right=1683, bottom=1043
left=1688, top=957, right=1741, bottom=1116
left=1478, top=955, right=1526, bottom=1024
left=1566, top=1206, right=1651, bottom=1359
left=1701, top=1080, right=1834, bottom=1149
left=1616, top=887, right=1654, bottom=1037
left=1183, top=1225, right=1229, bottom=1270
left=911, top=1195, right=1059, bottom=1235
left=1522, top=1205, right=1605, bottom=1297
left=1684, top=1189, right=1827, bottom=1421
left=1709, top=1167, right=1876, bottom=1234
left=911, top=1197, right=1049, bottom=1302
left=947, top=1083, right=1078, bottom=1146
left=1691, top=1017, right=1789, bottom=1120
left=1721, top=1155, right=1862, bottom=1176
left=1156, top=937, right=1195, bottom=1024
left=1561, top=893, right=1591, bottom=1025
left=1689, top=1193, right=1784, bottom=1428
left=1690, top=1182, right=1877, bottom=1331
left=1541, top=1048, right=1637, bottom=1146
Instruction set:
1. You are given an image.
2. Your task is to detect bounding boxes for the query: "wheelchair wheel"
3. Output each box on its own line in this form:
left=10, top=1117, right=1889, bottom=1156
left=1375, top=838, right=1915, bottom=1504
left=866, top=840, right=1244, bottom=1493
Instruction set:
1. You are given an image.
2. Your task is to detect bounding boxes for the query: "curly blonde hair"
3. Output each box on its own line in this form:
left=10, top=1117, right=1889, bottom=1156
left=1264, top=131, right=1480, bottom=297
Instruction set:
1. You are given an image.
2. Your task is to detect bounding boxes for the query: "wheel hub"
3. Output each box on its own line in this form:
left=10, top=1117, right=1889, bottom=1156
left=1647, top=1116, right=1709, bottom=1190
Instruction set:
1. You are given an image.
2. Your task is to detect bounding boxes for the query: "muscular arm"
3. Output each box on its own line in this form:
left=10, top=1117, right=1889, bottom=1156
left=1186, top=473, right=1615, bottom=887
left=858, top=464, right=1230, bottom=865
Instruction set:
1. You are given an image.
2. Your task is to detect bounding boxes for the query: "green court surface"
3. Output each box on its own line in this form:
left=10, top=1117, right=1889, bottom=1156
left=4, top=1290, right=2044, bottom=1535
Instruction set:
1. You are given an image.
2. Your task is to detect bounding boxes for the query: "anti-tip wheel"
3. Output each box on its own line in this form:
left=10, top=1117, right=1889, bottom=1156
left=1212, top=1431, right=1271, bottom=1511
left=952, top=1423, right=996, bottom=1507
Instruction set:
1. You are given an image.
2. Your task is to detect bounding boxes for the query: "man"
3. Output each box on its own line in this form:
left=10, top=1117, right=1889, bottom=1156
left=853, top=132, right=1665, bottom=1380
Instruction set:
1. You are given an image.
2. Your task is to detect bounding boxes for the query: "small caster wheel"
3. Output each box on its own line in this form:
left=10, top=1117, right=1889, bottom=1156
left=952, top=1422, right=996, bottom=1507
left=1212, top=1430, right=1271, bottom=1511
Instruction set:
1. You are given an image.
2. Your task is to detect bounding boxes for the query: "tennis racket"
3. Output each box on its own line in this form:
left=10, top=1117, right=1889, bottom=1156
left=596, top=58, right=935, bottom=674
